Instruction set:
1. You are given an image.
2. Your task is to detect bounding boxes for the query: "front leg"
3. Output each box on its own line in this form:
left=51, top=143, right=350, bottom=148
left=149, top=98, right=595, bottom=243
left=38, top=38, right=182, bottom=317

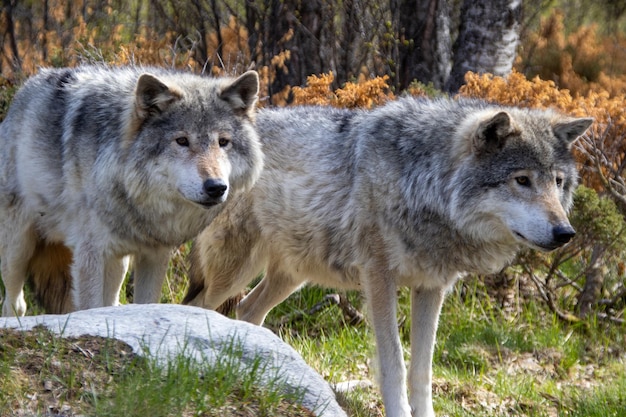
left=132, top=247, right=172, bottom=304
left=0, top=222, right=37, bottom=316
left=1, top=238, right=36, bottom=316
left=409, top=286, right=446, bottom=417
left=362, top=258, right=411, bottom=417
left=71, top=241, right=130, bottom=311
left=102, top=255, right=131, bottom=306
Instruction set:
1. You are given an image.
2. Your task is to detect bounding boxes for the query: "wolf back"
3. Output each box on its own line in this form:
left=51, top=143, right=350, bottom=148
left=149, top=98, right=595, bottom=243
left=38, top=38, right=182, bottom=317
left=0, top=65, right=262, bottom=316
left=184, top=97, right=592, bottom=417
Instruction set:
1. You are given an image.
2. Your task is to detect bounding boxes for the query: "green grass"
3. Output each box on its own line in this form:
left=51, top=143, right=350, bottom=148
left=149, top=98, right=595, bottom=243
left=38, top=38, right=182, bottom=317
left=260, top=278, right=626, bottom=417
left=1, top=251, right=625, bottom=416
left=96, top=337, right=309, bottom=417
left=566, top=366, right=626, bottom=417
left=0, top=325, right=312, bottom=417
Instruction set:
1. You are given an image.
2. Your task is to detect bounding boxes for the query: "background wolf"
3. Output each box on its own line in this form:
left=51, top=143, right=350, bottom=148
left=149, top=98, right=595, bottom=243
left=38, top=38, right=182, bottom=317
left=0, top=66, right=262, bottom=316
left=184, top=98, right=592, bottom=417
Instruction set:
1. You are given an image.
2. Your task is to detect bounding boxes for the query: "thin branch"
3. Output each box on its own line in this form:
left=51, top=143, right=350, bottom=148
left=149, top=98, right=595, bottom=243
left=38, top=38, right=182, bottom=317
left=597, top=312, right=625, bottom=325
left=525, top=266, right=582, bottom=324
left=277, top=293, right=365, bottom=327
left=598, top=285, right=626, bottom=309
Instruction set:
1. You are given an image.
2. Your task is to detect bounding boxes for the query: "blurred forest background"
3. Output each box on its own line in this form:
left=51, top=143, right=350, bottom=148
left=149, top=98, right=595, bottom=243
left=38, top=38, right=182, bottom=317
left=1, top=0, right=626, bottom=325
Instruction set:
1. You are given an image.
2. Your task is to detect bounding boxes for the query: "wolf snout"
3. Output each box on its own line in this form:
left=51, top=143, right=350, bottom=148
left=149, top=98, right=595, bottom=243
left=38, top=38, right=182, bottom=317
left=203, top=178, right=228, bottom=199
left=553, top=223, right=576, bottom=245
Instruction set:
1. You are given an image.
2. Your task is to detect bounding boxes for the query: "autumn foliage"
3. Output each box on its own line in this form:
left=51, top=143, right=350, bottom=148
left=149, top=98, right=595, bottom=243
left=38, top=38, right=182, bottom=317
left=1, top=3, right=625, bottom=323
left=291, top=72, right=397, bottom=109
left=519, top=11, right=626, bottom=97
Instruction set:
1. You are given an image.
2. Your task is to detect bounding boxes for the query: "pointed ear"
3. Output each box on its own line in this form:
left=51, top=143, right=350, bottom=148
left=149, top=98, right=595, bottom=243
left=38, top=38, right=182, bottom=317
left=220, top=70, right=259, bottom=117
left=135, top=73, right=182, bottom=120
left=553, top=117, right=593, bottom=146
left=473, top=111, right=515, bottom=155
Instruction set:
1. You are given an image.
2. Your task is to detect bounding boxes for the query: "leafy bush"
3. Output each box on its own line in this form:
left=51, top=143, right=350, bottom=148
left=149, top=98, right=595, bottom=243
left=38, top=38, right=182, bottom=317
left=0, top=77, right=19, bottom=122
left=518, top=10, right=626, bottom=97
left=513, top=186, right=626, bottom=322
left=291, top=72, right=395, bottom=109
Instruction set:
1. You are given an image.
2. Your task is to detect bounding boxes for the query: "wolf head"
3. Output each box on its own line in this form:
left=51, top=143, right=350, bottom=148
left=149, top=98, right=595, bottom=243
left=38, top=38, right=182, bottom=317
left=454, top=107, right=593, bottom=252
left=124, top=70, right=262, bottom=209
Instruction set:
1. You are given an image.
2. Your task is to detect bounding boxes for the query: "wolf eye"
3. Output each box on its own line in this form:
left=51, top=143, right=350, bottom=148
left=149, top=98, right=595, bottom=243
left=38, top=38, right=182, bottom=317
left=515, top=176, right=531, bottom=187
left=218, top=136, right=230, bottom=147
left=175, top=136, right=189, bottom=147
left=556, top=177, right=564, bottom=187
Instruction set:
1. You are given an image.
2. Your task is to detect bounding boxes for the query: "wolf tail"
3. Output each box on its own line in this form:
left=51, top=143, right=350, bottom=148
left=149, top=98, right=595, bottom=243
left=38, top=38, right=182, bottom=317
left=28, top=241, right=74, bottom=314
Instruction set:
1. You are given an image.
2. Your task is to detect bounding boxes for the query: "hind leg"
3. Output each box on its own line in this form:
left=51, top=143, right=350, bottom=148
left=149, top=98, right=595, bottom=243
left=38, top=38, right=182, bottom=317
left=184, top=193, right=268, bottom=310
left=184, top=220, right=268, bottom=310
left=197, top=246, right=268, bottom=311
left=236, top=261, right=303, bottom=325
left=1, top=226, right=37, bottom=316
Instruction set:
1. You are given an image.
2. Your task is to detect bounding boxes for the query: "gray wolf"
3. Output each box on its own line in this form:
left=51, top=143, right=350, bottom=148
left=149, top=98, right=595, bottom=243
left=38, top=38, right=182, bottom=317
left=0, top=65, right=262, bottom=316
left=183, top=97, right=592, bottom=417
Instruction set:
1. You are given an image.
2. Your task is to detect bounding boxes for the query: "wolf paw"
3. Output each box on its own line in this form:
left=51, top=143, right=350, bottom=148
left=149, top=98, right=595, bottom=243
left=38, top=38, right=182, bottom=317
left=2, top=295, right=26, bottom=317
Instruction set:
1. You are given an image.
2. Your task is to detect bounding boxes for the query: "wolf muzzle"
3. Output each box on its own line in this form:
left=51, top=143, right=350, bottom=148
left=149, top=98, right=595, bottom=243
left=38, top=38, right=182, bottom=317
left=553, top=223, right=576, bottom=246
left=203, top=178, right=228, bottom=204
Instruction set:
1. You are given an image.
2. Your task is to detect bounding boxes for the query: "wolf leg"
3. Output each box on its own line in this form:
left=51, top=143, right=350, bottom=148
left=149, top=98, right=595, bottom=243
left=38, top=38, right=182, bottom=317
left=408, top=286, right=445, bottom=417
left=362, top=254, right=411, bottom=417
left=71, top=244, right=125, bottom=310
left=0, top=227, right=37, bottom=316
left=185, top=230, right=267, bottom=311
left=236, top=261, right=302, bottom=325
left=102, top=255, right=131, bottom=306
left=132, top=248, right=171, bottom=304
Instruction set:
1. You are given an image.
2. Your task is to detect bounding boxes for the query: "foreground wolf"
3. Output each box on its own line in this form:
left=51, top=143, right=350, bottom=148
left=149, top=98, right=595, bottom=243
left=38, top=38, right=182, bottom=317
left=183, top=97, right=592, bottom=417
left=0, top=66, right=262, bottom=316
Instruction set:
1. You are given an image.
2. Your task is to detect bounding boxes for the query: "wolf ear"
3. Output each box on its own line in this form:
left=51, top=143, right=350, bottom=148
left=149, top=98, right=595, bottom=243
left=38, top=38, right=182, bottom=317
left=553, top=117, right=593, bottom=146
left=135, top=73, right=182, bottom=120
left=473, top=111, right=515, bottom=155
left=220, top=70, right=259, bottom=117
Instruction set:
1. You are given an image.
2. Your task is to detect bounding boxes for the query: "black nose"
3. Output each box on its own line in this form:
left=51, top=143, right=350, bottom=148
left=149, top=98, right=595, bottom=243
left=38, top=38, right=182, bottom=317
left=203, top=178, right=228, bottom=199
left=553, top=224, right=576, bottom=245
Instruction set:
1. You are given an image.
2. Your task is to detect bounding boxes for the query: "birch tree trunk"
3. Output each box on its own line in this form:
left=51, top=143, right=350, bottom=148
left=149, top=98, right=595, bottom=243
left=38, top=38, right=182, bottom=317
left=445, top=0, right=522, bottom=92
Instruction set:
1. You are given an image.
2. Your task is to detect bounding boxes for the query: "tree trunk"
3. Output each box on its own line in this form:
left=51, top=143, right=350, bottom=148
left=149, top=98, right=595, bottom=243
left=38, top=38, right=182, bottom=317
left=266, top=0, right=324, bottom=103
left=42, top=0, right=49, bottom=63
left=245, top=0, right=260, bottom=68
left=266, top=0, right=295, bottom=101
left=396, top=0, right=452, bottom=90
left=190, top=0, right=209, bottom=69
left=2, top=0, right=22, bottom=71
left=577, top=245, right=605, bottom=318
left=337, top=0, right=359, bottom=85
left=209, top=0, right=224, bottom=67
left=445, top=0, right=522, bottom=93
left=296, top=0, right=324, bottom=83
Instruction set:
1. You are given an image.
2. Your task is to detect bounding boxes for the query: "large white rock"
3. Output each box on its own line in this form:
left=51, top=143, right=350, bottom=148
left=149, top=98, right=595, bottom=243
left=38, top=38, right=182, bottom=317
left=1, top=303, right=347, bottom=417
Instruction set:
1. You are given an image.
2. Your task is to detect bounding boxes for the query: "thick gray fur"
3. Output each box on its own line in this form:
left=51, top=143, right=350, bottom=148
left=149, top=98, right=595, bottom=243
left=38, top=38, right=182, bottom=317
left=0, top=65, right=262, bottom=316
left=185, top=97, right=592, bottom=417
